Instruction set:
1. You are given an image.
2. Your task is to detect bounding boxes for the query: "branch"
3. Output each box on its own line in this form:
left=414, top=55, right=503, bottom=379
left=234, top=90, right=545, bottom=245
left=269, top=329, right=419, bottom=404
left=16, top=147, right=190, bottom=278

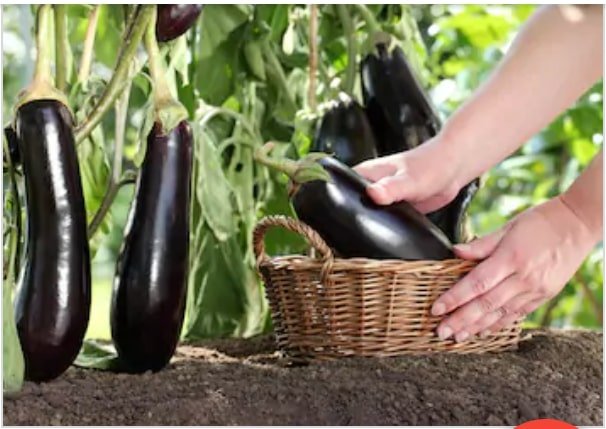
left=354, top=4, right=381, bottom=35
left=77, top=5, right=101, bottom=84
left=75, top=5, right=154, bottom=144
left=577, top=274, right=603, bottom=325
left=308, top=4, right=318, bottom=111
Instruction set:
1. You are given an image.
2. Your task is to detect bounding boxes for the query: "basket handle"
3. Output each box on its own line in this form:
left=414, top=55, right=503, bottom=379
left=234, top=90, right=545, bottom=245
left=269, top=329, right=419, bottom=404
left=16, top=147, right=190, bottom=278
left=253, top=215, right=334, bottom=268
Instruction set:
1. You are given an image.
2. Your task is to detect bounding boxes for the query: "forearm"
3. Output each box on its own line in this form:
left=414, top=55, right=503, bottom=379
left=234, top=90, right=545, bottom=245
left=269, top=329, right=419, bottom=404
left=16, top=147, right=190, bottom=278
left=560, top=150, right=603, bottom=244
left=442, top=5, right=603, bottom=185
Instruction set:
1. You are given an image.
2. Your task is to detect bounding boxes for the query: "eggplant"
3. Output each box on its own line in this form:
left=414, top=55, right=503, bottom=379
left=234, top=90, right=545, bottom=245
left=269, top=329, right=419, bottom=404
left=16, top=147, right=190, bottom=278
left=311, top=93, right=378, bottom=167
left=111, top=120, right=193, bottom=373
left=13, top=99, right=91, bottom=382
left=361, top=40, right=479, bottom=243
left=287, top=156, right=453, bottom=260
left=4, top=125, right=20, bottom=166
left=361, top=42, right=440, bottom=155
left=156, top=5, right=202, bottom=42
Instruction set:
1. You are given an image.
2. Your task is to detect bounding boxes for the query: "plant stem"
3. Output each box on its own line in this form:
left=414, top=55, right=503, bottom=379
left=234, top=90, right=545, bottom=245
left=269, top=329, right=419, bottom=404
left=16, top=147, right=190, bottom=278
left=262, top=40, right=297, bottom=112
left=87, top=79, right=132, bottom=238
left=75, top=5, right=154, bottom=144
left=336, top=5, right=356, bottom=95
left=88, top=178, right=131, bottom=238
left=308, top=4, right=318, bottom=111
left=253, top=142, right=331, bottom=183
left=33, top=5, right=53, bottom=84
left=355, top=4, right=381, bottom=35
left=54, top=5, right=69, bottom=92
left=77, top=5, right=101, bottom=84
left=143, top=7, right=188, bottom=132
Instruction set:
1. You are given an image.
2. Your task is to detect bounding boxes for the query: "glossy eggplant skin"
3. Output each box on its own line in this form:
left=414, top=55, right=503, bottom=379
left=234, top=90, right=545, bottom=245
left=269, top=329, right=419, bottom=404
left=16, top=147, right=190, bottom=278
left=156, top=5, right=202, bottom=42
left=4, top=125, right=20, bottom=166
left=361, top=42, right=479, bottom=243
left=361, top=43, right=440, bottom=155
left=111, top=120, right=193, bottom=373
left=311, top=95, right=378, bottom=167
left=292, top=157, right=453, bottom=260
left=14, top=100, right=91, bottom=382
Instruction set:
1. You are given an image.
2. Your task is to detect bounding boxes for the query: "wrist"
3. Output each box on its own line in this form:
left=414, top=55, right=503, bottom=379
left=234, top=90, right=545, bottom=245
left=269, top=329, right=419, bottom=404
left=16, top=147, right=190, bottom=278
left=558, top=192, right=603, bottom=246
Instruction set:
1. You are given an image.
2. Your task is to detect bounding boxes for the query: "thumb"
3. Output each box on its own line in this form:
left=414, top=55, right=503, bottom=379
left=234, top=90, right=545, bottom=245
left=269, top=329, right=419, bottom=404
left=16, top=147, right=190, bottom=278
left=367, top=172, right=421, bottom=205
left=454, top=227, right=507, bottom=260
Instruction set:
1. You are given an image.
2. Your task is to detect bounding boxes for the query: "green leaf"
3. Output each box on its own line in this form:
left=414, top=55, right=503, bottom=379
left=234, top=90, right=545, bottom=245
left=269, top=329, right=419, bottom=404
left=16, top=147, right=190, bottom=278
left=74, top=340, right=121, bottom=371
left=570, top=138, right=599, bottom=166
left=195, top=126, right=237, bottom=241
left=199, top=5, right=252, bottom=59
left=3, top=277, right=24, bottom=394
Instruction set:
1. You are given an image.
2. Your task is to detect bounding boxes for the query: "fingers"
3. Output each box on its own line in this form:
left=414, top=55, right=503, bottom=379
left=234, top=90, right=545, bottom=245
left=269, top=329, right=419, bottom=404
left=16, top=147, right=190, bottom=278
left=481, top=297, right=544, bottom=336
left=453, top=227, right=508, bottom=261
left=366, top=173, right=416, bottom=205
left=457, top=292, right=537, bottom=340
left=431, top=246, right=513, bottom=317
left=353, top=157, right=399, bottom=182
left=435, top=274, right=524, bottom=341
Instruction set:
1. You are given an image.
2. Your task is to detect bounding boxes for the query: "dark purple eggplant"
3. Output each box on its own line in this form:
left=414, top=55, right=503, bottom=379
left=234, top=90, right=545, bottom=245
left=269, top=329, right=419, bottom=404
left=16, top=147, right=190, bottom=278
left=361, top=42, right=440, bottom=154
left=4, top=125, right=20, bottom=166
left=111, top=120, right=193, bottom=373
left=311, top=94, right=378, bottom=167
left=156, top=5, right=202, bottom=42
left=14, top=99, right=91, bottom=382
left=361, top=40, right=479, bottom=243
left=292, top=157, right=453, bottom=260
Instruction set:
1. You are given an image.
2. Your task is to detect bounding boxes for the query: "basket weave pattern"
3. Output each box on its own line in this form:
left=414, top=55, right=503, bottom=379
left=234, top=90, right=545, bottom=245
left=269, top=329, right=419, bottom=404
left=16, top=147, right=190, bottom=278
left=254, top=216, right=522, bottom=360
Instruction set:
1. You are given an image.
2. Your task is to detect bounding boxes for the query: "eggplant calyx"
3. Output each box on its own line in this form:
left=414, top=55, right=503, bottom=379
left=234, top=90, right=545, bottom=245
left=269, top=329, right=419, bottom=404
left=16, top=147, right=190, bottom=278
left=254, top=142, right=332, bottom=184
left=15, top=78, right=70, bottom=113
left=153, top=95, right=189, bottom=135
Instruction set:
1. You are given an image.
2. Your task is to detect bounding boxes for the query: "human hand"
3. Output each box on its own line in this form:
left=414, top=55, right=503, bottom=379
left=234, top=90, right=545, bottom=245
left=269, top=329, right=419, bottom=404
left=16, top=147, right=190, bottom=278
left=353, top=135, right=465, bottom=213
left=431, top=195, right=601, bottom=342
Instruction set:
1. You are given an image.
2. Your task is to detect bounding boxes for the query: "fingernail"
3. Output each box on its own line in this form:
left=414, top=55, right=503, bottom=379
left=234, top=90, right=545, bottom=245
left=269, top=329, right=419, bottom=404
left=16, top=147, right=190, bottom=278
left=432, top=302, right=446, bottom=316
left=438, top=326, right=453, bottom=341
left=456, top=331, right=470, bottom=343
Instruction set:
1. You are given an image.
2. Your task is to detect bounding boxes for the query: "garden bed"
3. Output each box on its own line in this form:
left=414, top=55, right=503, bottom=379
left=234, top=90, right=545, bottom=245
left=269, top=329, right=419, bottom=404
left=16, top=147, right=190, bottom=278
left=3, top=329, right=602, bottom=426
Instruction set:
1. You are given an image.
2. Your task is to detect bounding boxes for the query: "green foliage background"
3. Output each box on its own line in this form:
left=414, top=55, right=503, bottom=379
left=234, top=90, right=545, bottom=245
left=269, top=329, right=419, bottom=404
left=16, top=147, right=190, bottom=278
left=2, top=5, right=603, bottom=343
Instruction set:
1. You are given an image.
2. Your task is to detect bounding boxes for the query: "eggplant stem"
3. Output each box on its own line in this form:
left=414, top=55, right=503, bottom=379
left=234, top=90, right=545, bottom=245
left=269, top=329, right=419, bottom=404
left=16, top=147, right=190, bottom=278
left=336, top=5, right=356, bottom=95
left=355, top=5, right=381, bottom=35
left=143, top=7, right=188, bottom=132
left=54, top=5, right=69, bottom=92
left=77, top=5, right=101, bottom=85
left=75, top=5, right=154, bottom=144
left=253, top=142, right=331, bottom=184
left=16, top=5, right=68, bottom=108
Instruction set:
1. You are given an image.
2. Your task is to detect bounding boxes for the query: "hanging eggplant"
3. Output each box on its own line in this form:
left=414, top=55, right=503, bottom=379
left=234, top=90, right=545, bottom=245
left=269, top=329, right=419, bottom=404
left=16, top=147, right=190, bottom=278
left=361, top=40, right=440, bottom=154
left=11, top=6, right=91, bottom=382
left=111, top=9, right=193, bottom=373
left=360, top=37, right=479, bottom=243
left=255, top=144, right=453, bottom=260
left=156, top=4, right=202, bottom=42
left=311, top=93, right=378, bottom=167
left=111, top=121, right=193, bottom=372
left=4, top=125, right=20, bottom=166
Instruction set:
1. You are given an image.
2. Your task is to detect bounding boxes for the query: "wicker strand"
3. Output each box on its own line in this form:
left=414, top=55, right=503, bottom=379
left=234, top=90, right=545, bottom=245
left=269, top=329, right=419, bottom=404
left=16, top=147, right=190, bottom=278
left=253, top=216, right=523, bottom=360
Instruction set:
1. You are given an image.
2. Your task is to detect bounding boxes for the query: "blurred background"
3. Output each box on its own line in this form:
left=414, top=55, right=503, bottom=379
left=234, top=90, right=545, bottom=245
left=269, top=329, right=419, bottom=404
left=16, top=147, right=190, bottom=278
left=3, top=5, right=603, bottom=340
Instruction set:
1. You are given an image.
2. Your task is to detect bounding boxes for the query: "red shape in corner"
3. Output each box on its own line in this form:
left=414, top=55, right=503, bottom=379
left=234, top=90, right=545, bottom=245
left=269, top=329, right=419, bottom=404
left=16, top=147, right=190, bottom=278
left=516, top=418, right=577, bottom=429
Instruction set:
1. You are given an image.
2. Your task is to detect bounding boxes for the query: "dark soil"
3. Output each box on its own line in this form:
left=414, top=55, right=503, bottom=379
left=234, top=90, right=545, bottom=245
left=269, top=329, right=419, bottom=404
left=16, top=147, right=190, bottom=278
left=3, top=329, right=602, bottom=426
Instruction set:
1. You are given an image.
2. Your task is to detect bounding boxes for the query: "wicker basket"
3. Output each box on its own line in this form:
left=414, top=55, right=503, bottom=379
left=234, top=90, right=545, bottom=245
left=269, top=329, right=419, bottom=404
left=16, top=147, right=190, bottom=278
left=253, top=215, right=522, bottom=360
